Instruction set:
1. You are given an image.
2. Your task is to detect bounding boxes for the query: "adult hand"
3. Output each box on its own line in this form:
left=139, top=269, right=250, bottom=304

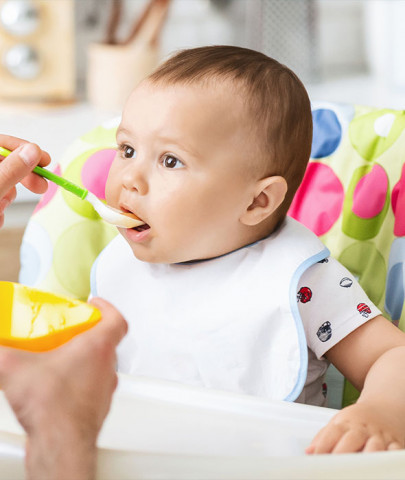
left=0, top=134, right=50, bottom=227
left=0, top=298, right=127, bottom=480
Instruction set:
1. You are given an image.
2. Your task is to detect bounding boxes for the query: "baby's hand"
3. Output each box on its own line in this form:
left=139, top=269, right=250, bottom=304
left=306, top=402, right=405, bottom=454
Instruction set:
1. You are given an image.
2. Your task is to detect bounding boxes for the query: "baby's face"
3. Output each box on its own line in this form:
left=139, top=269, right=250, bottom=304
left=106, top=80, right=260, bottom=263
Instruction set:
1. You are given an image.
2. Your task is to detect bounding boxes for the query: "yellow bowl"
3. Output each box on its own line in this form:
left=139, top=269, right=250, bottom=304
left=0, top=282, right=101, bottom=352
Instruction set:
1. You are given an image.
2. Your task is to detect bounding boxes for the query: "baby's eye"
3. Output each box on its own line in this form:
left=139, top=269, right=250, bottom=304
left=120, top=145, right=137, bottom=159
left=162, top=154, right=184, bottom=169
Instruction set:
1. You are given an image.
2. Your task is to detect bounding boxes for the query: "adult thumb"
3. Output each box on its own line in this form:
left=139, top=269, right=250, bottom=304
left=0, top=143, right=41, bottom=198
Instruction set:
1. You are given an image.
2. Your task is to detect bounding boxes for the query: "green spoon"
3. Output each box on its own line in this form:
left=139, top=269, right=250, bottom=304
left=0, top=146, right=143, bottom=228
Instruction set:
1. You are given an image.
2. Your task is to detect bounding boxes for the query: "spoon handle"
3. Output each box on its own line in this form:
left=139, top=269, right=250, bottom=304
left=0, top=146, right=89, bottom=200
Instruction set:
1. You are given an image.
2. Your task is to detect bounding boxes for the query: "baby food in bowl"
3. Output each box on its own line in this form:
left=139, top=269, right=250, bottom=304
left=0, top=282, right=101, bottom=352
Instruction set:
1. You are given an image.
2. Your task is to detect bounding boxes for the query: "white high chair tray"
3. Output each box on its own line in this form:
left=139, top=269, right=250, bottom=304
left=0, top=374, right=404, bottom=479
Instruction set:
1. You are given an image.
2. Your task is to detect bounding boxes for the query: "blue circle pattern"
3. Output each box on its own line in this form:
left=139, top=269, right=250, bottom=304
left=311, top=109, right=342, bottom=159
left=385, top=238, right=405, bottom=321
left=19, top=242, right=41, bottom=286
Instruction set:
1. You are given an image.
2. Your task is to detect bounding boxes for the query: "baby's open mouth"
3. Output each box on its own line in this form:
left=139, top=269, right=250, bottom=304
left=120, top=207, right=150, bottom=232
left=132, top=223, right=150, bottom=232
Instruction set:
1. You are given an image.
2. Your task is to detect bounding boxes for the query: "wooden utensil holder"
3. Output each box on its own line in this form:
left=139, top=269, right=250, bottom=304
left=87, top=42, right=159, bottom=112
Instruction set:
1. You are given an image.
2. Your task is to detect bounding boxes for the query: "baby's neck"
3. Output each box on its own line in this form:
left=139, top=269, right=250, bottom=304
left=179, top=215, right=286, bottom=265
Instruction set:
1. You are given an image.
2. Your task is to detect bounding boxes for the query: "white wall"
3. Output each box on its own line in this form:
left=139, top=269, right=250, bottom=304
left=316, top=0, right=367, bottom=78
left=75, top=0, right=370, bottom=93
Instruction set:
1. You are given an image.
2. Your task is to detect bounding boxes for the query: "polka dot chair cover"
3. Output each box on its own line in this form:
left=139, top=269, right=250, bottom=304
left=19, top=103, right=405, bottom=407
left=19, top=118, right=120, bottom=301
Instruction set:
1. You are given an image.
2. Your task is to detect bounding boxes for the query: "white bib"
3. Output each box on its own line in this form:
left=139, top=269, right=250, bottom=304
left=92, top=218, right=329, bottom=401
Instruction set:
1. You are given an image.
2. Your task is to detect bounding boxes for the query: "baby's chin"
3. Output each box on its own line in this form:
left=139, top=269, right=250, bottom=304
left=128, top=243, right=211, bottom=265
left=119, top=231, right=221, bottom=264
left=124, top=239, right=186, bottom=264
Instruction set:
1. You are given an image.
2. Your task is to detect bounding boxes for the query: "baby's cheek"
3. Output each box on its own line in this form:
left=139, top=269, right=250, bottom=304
left=105, top=171, right=118, bottom=204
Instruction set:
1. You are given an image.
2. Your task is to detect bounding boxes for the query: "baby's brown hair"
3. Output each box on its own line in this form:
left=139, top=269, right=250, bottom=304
left=148, top=45, right=312, bottom=218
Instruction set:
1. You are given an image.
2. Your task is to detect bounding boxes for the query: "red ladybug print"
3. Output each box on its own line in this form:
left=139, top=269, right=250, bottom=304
left=357, top=303, right=371, bottom=318
left=297, top=286, right=312, bottom=303
left=322, top=382, right=328, bottom=398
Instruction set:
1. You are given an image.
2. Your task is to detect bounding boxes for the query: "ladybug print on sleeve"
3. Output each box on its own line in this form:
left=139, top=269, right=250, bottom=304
left=297, top=286, right=312, bottom=303
left=357, top=303, right=371, bottom=318
left=297, top=256, right=381, bottom=362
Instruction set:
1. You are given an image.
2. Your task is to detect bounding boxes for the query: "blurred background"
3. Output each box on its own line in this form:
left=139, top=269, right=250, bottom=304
left=0, top=0, right=405, bottom=276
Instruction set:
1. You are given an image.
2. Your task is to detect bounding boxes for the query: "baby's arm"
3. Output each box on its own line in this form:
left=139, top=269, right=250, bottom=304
left=307, top=315, right=405, bottom=454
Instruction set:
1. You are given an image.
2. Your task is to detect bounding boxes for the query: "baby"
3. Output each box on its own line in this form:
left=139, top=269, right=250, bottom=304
left=91, top=45, right=405, bottom=454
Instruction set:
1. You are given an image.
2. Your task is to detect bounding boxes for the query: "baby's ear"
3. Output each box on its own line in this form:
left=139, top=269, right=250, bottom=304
left=240, top=176, right=287, bottom=226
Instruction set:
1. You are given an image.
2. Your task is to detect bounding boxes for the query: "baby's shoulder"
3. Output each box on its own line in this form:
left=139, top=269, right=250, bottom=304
left=300, top=256, right=351, bottom=286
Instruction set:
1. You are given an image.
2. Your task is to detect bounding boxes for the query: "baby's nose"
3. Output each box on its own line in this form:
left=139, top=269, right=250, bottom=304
left=122, top=162, right=148, bottom=195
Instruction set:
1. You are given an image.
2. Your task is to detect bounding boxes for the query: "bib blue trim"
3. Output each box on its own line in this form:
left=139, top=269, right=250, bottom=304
left=284, top=246, right=330, bottom=402
left=90, top=255, right=100, bottom=298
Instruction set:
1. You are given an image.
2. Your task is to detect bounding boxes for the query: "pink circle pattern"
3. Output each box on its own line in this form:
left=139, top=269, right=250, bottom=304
left=288, top=163, right=344, bottom=236
left=391, top=163, right=405, bottom=236
left=352, top=164, right=388, bottom=219
left=81, top=149, right=116, bottom=200
left=34, top=165, right=62, bottom=214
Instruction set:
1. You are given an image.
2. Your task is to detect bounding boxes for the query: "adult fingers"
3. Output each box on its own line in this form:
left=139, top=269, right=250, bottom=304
left=88, top=297, right=128, bottom=346
left=0, top=187, right=16, bottom=227
left=0, top=135, right=51, bottom=167
left=46, top=299, right=127, bottom=360
left=0, top=136, right=50, bottom=193
left=20, top=170, right=49, bottom=195
left=0, top=143, right=45, bottom=198
left=0, top=187, right=16, bottom=211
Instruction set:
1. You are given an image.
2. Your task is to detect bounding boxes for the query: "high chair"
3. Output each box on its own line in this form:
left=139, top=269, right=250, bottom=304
left=1, top=102, right=404, bottom=479
left=17, top=102, right=405, bottom=409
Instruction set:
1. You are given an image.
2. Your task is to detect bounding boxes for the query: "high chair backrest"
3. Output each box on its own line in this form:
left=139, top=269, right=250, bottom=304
left=19, top=103, right=405, bottom=407
left=19, top=119, right=120, bottom=301
left=288, top=102, right=405, bottom=407
left=290, top=102, right=405, bottom=328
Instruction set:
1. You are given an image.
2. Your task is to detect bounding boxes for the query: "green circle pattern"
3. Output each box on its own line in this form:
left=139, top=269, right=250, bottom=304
left=53, top=221, right=117, bottom=299
left=80, top=125, right=117, bottom=145
left=338, top=242, right=386, bottom=305
left=349, top=109, right=405, bottom=161
left=342, top=164, right=389, bottom=241
left=62, top=148, right=106, bottom=220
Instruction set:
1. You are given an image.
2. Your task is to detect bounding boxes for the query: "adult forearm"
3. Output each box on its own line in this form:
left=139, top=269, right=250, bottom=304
left=0, top=299, right=126, bottom=480
left=26, top=428, right=97, bottom=480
